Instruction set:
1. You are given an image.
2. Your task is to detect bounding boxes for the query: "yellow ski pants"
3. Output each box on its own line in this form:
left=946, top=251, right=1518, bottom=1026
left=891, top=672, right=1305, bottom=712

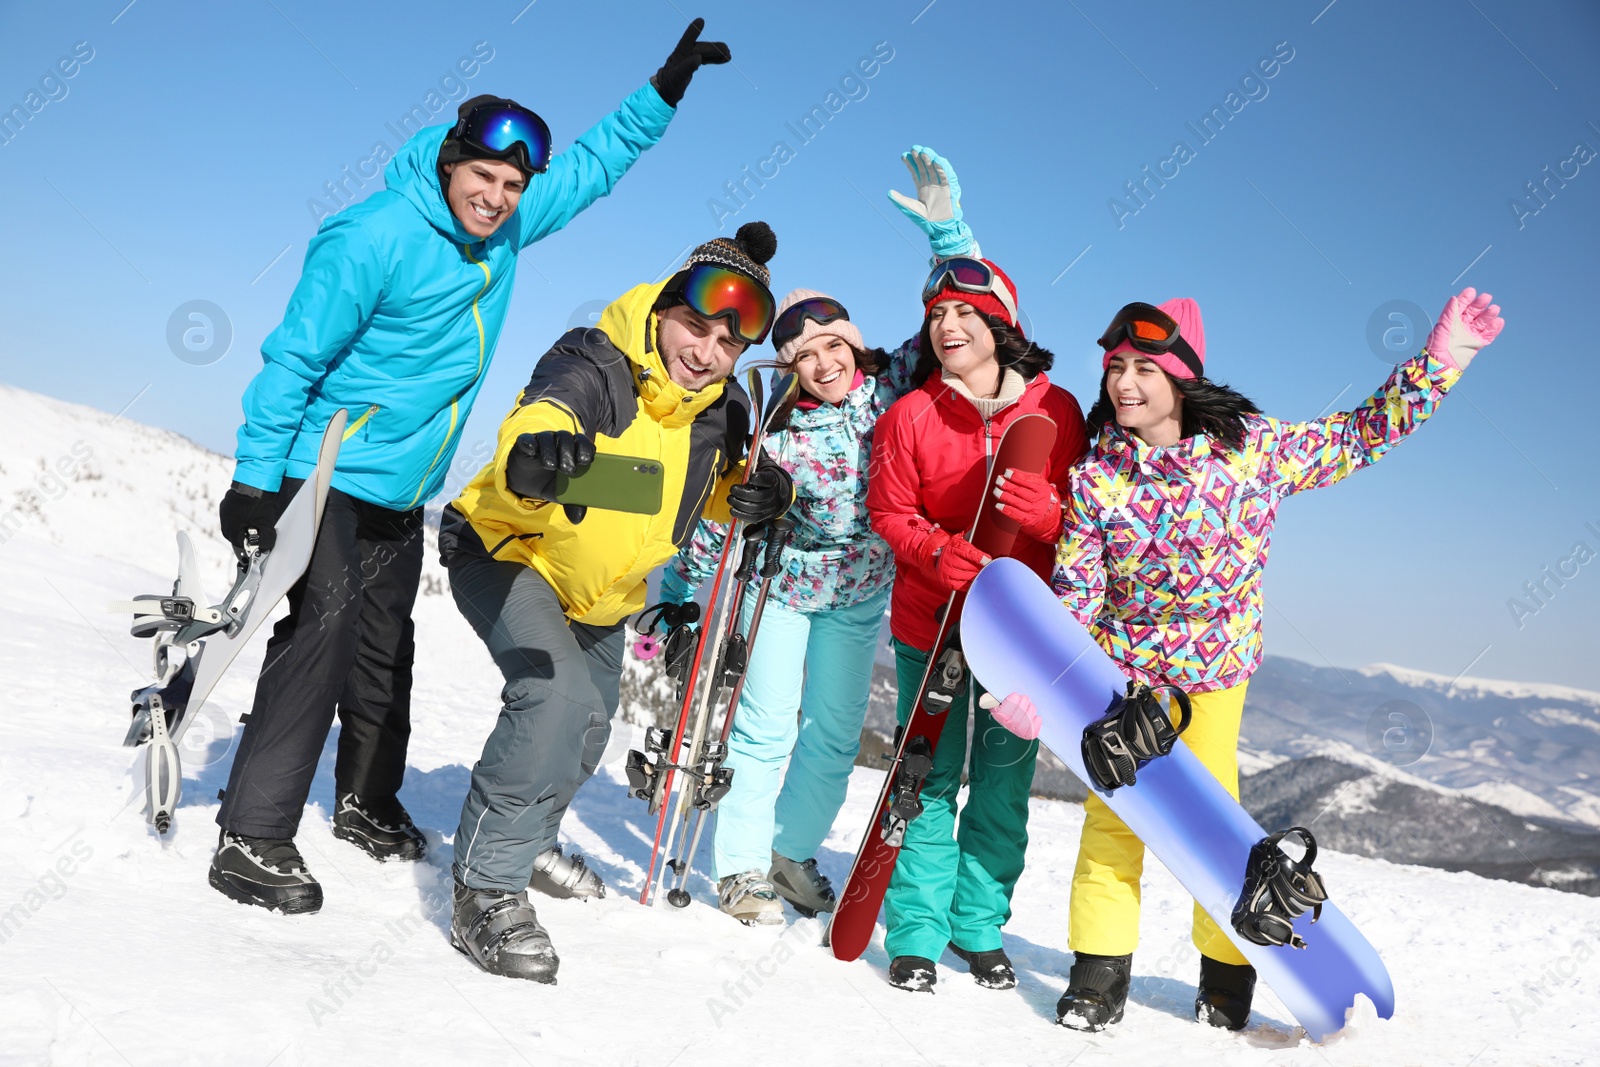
left=1067, top=681, right=1251, bottom=965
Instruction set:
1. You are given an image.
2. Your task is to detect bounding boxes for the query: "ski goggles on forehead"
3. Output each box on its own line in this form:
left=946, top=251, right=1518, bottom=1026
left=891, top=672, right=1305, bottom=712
left=921, top=257, right=1018, bottom=323
left=672, top=264, right=776, bottom=345
left=454, top=102, right=553, bottom=174
left=1098, top=301, right=1203, bottom=377
left=771, top=296, right=850, bottom=351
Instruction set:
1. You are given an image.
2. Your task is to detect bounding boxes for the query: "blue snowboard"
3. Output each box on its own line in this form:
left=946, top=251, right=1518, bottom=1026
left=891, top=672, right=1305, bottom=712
left=963, top=558, right=1394, bottom=1041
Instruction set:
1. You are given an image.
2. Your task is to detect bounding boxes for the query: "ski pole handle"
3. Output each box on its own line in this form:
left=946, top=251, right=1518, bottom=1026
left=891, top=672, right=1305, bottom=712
left=759, top=517, right=793, bottom=579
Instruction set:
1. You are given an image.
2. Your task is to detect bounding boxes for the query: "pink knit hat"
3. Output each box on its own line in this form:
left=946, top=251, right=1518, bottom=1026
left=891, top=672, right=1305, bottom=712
left=1102, top=297, right=1206, bottom=380
left=773, top=288, right=865, bottom=366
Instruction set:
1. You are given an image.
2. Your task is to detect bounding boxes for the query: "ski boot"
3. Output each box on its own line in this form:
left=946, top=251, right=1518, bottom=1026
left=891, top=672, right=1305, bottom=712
left=450, top=876, right=559, bottom=984
left=1195, top=956, right=1256, bottom=1030
left=530, top=844, right=606, bottom=901
left=948, top=942, right=1017, bottom=990
left=717, top=870, right=785, bottom=926
left=332, top=791, right=425, bottom=862
left=208, top=831, right=323, bottom=915
left=1056, top=952, right=1132, bottom=1032
left=768, top=852, right=835, bottom=917
left=888, top=955, right=937, bottom=993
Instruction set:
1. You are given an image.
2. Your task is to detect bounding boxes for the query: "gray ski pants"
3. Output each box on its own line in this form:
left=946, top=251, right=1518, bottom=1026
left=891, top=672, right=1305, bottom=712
left=446, top=549, right=626, bottom=893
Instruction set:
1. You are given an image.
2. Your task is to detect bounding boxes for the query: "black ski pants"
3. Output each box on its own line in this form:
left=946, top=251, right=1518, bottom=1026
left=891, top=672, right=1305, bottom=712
left=217, top=482, right=424, bottom=839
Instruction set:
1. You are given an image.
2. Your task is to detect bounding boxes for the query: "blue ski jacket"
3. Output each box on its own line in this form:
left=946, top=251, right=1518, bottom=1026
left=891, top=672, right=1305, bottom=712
left=232, top=83, right=676, bottom=510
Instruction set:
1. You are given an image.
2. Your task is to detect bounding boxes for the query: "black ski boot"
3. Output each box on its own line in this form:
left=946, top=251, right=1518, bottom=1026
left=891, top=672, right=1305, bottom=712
left=948, top=942, right=1017, bottom=990
left=889, top=955, right=938, bottom=993
left=529, top=844, right=606, bottom=901
left=450, top=876, right=559, bottom=984
left=332, top=791, right=425, bottom=862
left=1195, top=955, right=1256, bottom=1030
left=1056, top=952, right=1132, bottom=1032
left=208, top=831, right=323, bottom=914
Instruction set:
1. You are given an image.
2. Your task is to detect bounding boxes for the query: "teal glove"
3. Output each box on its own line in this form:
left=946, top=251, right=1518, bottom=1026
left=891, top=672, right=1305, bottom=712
left=887, top=144, right=980, bottom=262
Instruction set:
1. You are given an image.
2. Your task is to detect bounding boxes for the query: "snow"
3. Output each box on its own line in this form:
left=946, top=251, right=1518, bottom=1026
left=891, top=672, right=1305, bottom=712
left=4, top=383, right=1600, bottom=1066
left=1360, top=663, right=1600, bottom=708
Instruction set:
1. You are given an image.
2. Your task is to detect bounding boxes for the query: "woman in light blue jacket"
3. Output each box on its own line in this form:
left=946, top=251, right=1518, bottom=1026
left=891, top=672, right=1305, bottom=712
left=661, top=146, right=979, bottom=926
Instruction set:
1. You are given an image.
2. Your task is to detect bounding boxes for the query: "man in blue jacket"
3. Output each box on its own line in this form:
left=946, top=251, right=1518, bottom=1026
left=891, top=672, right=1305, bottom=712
left=209, top=20, right=732, bottom=916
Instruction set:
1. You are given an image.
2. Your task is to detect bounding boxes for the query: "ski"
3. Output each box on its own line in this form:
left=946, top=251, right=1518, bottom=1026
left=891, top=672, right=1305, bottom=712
left=110, top=409, right=347, bottom=833
left=659, top=513, right=794, bottom=909
left=636, top=369, right=797, bottom=905
left=828, top=412, right=1057, bottom=961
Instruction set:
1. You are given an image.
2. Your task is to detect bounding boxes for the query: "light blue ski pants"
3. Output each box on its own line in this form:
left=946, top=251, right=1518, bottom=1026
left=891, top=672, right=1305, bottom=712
left=711, top=586, right=890, bottom=880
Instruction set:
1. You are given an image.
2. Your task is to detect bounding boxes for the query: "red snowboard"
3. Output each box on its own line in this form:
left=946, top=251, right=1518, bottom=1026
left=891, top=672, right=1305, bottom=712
left=829, top=412, right=1057, bottom=962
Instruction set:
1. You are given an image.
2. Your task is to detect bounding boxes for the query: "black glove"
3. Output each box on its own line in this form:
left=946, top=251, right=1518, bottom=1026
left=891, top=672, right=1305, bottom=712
left=727, top=461, right=793, bottom=525
left=218, top=482, right=280, bottom=560
left=650, top=18, right=731, bottom=107
left=506, top=430, right=597, bottom=525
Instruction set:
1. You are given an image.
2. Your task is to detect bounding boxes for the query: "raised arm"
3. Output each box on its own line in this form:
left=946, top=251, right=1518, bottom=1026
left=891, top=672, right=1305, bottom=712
left=516, top=20, right=730, bottom=248
left=1273, top=288, right=1502, bottom=496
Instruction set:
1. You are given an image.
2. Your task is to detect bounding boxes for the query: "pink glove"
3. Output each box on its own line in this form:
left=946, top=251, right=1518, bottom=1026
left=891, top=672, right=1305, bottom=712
left=1426, top=287, right=1504, bottom=371
left=994, top=468, right=1063, bottom=542
left=979, top=691, right=1041, bottom=740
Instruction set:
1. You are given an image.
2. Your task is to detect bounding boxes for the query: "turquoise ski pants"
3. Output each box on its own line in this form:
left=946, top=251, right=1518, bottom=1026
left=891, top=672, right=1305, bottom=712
left=711, top=587, right=890, bottom=880
left=883, top=637, right=1040, bottom=960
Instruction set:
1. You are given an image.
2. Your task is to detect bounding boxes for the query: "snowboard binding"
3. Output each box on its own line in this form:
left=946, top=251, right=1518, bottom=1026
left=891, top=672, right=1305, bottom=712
left=1231, top=826, right=1329, bottom=950
left=1081, top=680, right=1193, bottom=792
left=111, top=532, right=268, bottom=833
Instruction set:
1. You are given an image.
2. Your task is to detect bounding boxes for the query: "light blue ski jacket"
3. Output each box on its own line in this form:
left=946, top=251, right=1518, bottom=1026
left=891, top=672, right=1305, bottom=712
left=663, top=339, right=918, bottom=614
left=232, top=83, right=676, bottom=510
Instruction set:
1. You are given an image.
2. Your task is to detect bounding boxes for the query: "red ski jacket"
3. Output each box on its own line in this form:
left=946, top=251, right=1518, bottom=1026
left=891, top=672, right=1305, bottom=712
left=867, top=371, right=1087, bottom=650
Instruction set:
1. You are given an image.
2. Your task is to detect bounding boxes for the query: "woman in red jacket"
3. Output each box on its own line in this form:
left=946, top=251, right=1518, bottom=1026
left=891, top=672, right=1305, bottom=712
left=865, top=258, right=1088, bottom=992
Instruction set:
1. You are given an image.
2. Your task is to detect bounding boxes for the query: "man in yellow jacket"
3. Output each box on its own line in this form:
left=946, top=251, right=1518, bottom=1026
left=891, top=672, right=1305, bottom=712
left=438, top=223, right=793, bottom=983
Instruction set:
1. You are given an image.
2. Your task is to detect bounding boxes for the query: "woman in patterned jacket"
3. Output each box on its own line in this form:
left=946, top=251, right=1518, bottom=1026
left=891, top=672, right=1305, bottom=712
left=661, top=147, right=974, bottom=927
left=989, top=289, right=1504, bottom=1033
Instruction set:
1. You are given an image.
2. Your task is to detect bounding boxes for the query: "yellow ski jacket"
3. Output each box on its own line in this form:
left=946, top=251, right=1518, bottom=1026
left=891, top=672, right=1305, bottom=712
left=444, top=280, right=750, bottom=626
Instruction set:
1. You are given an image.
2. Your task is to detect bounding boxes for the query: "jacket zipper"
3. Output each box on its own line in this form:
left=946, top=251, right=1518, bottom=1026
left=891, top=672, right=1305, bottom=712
left=343, top=404, right=380, bottom=442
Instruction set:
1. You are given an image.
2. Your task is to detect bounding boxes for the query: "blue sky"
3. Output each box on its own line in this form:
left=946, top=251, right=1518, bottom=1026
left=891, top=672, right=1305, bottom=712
left=2, top=0, right=1597, bottom=689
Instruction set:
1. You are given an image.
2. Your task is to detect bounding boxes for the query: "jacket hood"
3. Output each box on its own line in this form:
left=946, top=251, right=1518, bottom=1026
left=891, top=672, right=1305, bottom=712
left=383, top=123, right=497, bottom=245
left=597, top=281, right=728, bottom=428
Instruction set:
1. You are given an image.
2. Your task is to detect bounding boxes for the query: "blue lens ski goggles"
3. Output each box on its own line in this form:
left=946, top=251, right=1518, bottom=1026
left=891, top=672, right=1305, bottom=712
left=452, top=102, right=553, bottom=175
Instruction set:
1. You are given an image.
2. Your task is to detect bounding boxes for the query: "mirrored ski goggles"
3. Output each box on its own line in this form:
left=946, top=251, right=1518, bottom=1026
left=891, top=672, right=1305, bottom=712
left=921, top=257, right=1018, bottom=323
left=1097, top=301, right=1203, bottom=377
left=453, top=102, right=553, bottom=175
left=771, top=296, right=850, bottom=351
left=671, top=264, right=776, bottom=345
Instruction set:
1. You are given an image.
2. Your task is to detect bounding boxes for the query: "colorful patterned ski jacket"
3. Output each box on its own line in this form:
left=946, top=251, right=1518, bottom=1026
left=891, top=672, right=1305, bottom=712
left=1051, top=351, right=1462, bottom=694
left=663, top=339, right=920, bottom=614
left=870, top=371, right=1088, bottom=652
left=233, top=83, right=674, bottom=511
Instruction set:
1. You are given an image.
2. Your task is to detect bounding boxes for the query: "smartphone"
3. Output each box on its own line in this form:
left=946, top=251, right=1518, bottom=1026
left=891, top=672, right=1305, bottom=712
left=510, top=454, right=665, bottom=516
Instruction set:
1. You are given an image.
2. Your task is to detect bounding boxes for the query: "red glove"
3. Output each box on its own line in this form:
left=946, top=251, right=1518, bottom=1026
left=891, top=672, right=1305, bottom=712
left=921, top=528, right=991, bottom=593
left=993, top=468, right=1063, bottom=542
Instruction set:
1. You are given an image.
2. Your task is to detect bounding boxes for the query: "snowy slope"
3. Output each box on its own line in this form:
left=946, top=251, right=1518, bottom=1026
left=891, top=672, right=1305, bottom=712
left=4, top=383, right=1600, bottom=1066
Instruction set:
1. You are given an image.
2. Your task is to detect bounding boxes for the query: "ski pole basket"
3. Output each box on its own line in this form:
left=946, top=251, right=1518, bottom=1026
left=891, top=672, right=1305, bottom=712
left=1231, top=826, right=1329, bottom=950
left=1081, top=680, right=1192, bottom=792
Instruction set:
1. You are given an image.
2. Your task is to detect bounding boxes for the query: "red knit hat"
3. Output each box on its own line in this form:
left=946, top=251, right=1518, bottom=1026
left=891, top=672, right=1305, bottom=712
left=922, top=258, right=1021, bottom=333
